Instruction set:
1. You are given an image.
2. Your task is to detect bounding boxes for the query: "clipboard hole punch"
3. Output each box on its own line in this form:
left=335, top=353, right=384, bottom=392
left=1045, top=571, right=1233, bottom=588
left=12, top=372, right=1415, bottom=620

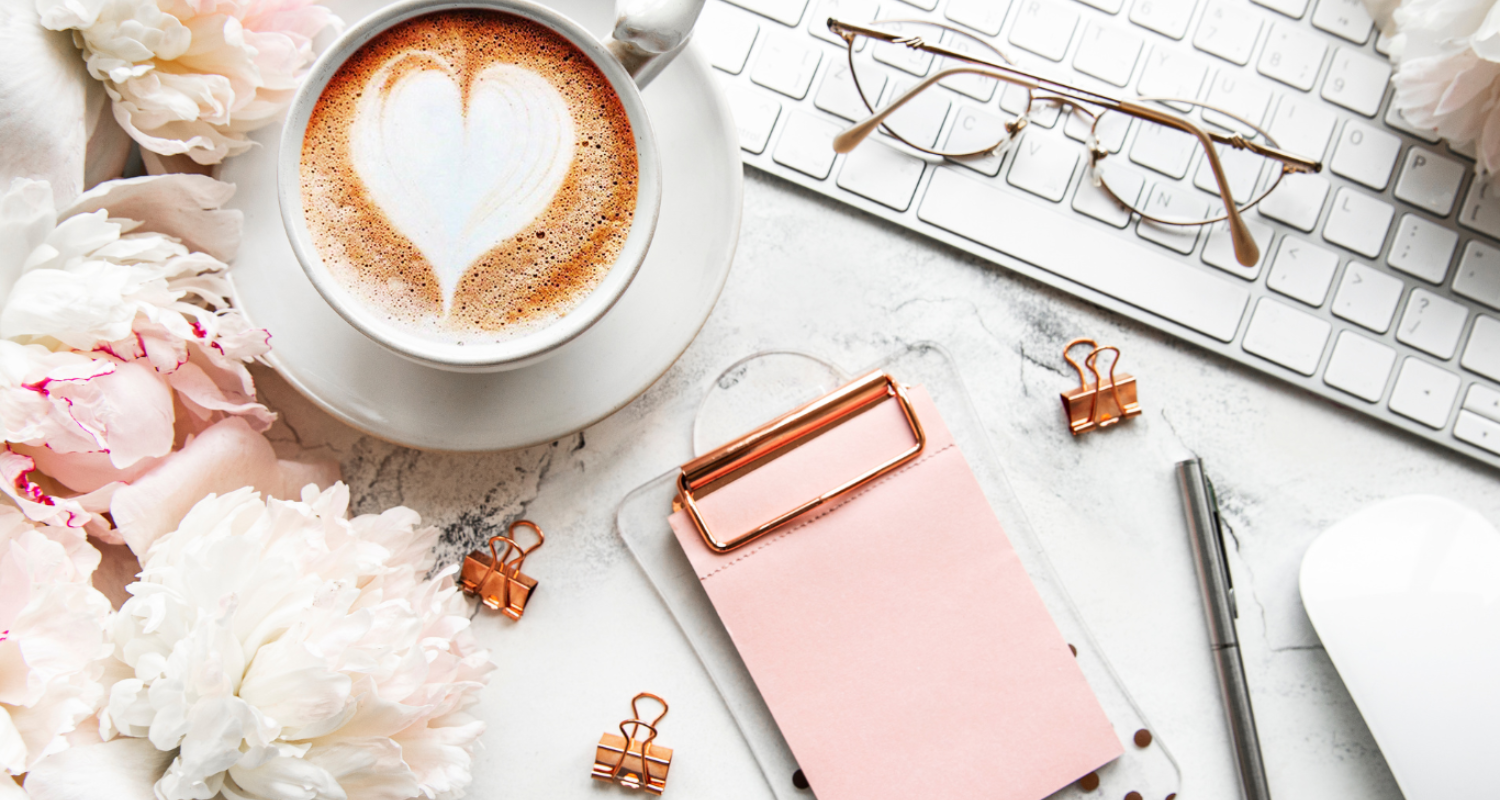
left=1061, top=338, right=1141, bottom=436
left=457, top=520, right=544, bottom=620
left=592, top=692, right=673, bottom=795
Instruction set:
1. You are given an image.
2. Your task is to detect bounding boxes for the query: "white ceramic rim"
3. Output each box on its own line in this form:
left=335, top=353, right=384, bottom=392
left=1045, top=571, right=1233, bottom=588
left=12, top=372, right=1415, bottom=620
left=277, top=0, right=662, bottom=372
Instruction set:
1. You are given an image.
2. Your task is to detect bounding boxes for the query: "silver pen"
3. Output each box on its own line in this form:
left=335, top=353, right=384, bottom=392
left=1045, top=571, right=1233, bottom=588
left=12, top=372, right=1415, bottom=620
left=1175, top=458, right=1272, bottom=800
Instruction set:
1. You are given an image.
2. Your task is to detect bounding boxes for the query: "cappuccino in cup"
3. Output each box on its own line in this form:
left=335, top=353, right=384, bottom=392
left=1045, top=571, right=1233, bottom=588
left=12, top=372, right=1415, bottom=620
left=298, top=9, right=639, bottom=345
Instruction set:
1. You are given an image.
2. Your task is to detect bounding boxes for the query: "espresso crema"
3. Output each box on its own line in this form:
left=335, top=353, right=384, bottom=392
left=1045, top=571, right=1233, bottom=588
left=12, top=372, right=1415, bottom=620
left=300, top=10, right=638, bottom=343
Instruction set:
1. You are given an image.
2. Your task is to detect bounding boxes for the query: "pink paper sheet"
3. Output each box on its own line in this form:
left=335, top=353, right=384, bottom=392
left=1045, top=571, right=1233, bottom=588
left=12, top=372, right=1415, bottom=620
left=668, top=386, right=1122, bottom=800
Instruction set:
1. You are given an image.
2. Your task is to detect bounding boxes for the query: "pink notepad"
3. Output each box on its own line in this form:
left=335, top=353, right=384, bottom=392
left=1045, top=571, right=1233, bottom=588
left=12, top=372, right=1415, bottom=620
left=668, top=386, right=1122, bottom=800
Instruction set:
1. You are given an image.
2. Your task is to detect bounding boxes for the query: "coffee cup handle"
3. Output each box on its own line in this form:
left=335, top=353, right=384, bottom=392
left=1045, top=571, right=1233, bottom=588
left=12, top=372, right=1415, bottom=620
left=606, top=0, right=706, bottom=87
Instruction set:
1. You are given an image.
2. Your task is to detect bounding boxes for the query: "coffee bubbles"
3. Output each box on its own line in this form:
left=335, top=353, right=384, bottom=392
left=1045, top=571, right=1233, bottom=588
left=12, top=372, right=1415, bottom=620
left=300, top=10, right=638, bottom=344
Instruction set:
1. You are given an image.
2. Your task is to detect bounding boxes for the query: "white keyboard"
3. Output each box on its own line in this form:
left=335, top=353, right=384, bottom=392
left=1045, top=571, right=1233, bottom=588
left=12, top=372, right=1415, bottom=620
left=697, top=0, right=1500, bottom=469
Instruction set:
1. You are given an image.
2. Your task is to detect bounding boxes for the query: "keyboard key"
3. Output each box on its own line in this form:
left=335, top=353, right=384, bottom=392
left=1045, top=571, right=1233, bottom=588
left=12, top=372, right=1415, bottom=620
left=1323, top=187, right=1394, bottom=257
left=1388, top=357, right=1460, bottom=428
left=919, top=168, right=1251, bottom=341
left=883, top=80, right=952, bottom=148
left=945, top=0, right=1010, bottom=35
left=1330, top=120, right=1401, bottom=190
left=1268, top=237, right=1339, bottom=305
left=1194, top=143, right=1266, bottom=200
left=1194, top=0, right=1264, bottom=65
left=1458, top=176, right=1500, bottom=239
left=1397, top=288, right=1468, bottom=358
left=1130, top=120, right=1198, bottom=178
left=1003, top=87, right=1062, bottom=127
left=699, top=4, right=759, bottom=74
left=1386, top=214, right=1458, bottom=283
left=837, top=137, right=926, bottom=210
left=1322, top=47, right=1391, bottom=116
left=1010, top=0, right=1081, bottom=61
left=1073, top=163, right=1146, bottom=226
left=773, top=111, right=841, bottom=178
left=894, top=0, right=938, bottom=9
left=1130, top=0, right=1198, bottom=39
left=1252, top=0, right=1309, bottom=18
left=1454, top=241, right=1500, bottom=310
left=1332, top=261, right=1403, bottom=332
left=1074, top=22, right=1144, bottom=86
left=722, top=83, right=782, bottom=154
left=1311, top=0, right=1372, bottom=43
left=1258, top=172, right=1329, bottom=231
left=945, top=106, right=1015, bottom=176
left=1463, top=381, right=1500, bottom=420
left=1065, top=108, right=1130, bottom=151
left=937, top=30, right=1000, bottom=101
left=1385, top=105, right=1441, bottom=143
left=1078, top=0, right=1126, bottom=11
left=815, top=61, right=880, bottom=121
left=1138, top=47, right=1209, bottom=106
left=1462, top=315, right=1500, bottom=381
left=751, top=33, right=823, bottom=99
left=1454, top=410, right=1500, bottom=455
left=1203, top=73, right=1274, bottom=130
left=1008, top=133, right=1080, bottom=201
left=873, top=22, right=934, bottom=75
left=809, top=0, right=880, bottom=45
left=1257, top=23, right=1326, bottom=90
left=1324, top=330, right=1396, bottom=401
left=1137, top=183, right=1209, bottom=252
left=1266, top=95, right=1337, bottom=162
left=727, top=0, right=809, bottom=25
left=1202, top=218, right=1274, bottom=279
left=1394, top=148, right=1464, bottom=216
left=1242, top=297, right=1331, bottom=374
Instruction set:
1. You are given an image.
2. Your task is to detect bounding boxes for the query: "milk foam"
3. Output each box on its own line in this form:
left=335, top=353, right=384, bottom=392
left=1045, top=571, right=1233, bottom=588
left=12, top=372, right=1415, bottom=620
left=299, top=9, right=639, bottom=346
left=350, top=58, right=575, bottom=310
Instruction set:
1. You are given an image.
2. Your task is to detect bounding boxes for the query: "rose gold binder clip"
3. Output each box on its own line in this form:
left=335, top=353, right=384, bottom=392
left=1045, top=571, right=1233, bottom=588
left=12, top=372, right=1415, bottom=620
left=592, top=693, right=673, bottom=795
left=1060, top=338, right=1141, bottom=436
left=458, top=520, right=543, bottom=620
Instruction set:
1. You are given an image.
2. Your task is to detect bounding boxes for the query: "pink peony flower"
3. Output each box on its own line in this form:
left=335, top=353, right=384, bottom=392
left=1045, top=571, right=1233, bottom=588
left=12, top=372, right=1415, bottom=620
left=37, top=0, right=341, bottom=165
left=22, top=483, right=495, bottom=800
left=0, top=175, right=337, bottom=544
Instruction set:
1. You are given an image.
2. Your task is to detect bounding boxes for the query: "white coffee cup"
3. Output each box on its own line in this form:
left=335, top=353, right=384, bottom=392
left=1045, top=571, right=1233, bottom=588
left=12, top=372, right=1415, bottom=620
left=278, top=0, right=704, bottom=372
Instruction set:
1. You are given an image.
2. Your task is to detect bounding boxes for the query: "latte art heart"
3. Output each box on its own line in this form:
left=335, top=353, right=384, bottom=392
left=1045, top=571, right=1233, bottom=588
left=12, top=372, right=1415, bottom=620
left=349, top=56, right=576, bottom=310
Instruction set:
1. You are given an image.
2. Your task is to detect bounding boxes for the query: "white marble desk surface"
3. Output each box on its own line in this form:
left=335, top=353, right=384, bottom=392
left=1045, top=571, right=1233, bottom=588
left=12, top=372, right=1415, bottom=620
left=257, top=169, right=1500, bottom=800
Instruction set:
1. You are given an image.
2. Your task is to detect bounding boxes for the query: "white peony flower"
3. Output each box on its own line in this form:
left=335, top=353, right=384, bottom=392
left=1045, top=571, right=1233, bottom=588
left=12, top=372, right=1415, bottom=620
left=0, top=505, right=113, bottom=784
left=25, top=483, right=494, bottom=800
left=37, top=0, right=341, bottom=166
left=1376, top=0, right=1500, bottom=174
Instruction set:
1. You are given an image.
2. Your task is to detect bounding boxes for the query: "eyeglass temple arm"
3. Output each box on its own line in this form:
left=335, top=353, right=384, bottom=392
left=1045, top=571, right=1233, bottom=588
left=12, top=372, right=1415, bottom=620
left=1117, top=100, right=1265, bottom=266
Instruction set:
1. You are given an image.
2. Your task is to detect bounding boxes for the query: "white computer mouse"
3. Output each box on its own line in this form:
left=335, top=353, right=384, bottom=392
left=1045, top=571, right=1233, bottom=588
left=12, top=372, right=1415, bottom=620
left=1300, top=496, right=1500, bottom=800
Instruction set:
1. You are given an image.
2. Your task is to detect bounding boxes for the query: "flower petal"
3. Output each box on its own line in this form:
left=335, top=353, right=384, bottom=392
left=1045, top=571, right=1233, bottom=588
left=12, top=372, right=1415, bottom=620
left=0, top=6, right=90, bottom=208
left=109, top=417, right=340, bottom=556
left=22, top=738, right=170, bottom=800
left=59, top=175, right=240, bottom=263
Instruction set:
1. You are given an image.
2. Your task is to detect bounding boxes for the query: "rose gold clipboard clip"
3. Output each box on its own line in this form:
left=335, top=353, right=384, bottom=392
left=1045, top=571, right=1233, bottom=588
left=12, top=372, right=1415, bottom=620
left=592, top=693, right=673, bottom=794
left=676, top=370, right=926, bottom=553
left=1060, top=338, right=1141, bottom=436
left=458, top=520, right=544, bottom=620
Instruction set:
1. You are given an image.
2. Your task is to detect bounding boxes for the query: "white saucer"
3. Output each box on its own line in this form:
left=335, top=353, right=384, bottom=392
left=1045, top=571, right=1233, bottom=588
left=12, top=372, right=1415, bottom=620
left=222, top=0, right=741, bottom=451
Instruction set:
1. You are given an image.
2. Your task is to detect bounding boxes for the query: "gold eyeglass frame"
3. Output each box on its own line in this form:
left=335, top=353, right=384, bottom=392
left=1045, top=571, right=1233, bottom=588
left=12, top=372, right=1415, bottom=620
left=826, top=17, right=1325, bottom=267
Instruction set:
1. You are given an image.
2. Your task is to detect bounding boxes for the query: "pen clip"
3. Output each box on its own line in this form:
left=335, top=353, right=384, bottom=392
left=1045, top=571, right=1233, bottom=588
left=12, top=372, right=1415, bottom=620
left=1204, top=477, right=1237, bottom=620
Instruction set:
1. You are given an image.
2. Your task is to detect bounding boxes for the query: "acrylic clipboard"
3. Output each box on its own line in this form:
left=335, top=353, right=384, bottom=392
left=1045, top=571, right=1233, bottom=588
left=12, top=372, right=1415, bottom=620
left=616, top=343, right=1181, bottom=800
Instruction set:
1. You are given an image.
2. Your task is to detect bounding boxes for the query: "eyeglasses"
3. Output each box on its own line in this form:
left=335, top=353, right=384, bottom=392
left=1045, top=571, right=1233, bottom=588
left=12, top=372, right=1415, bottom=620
left=826, top=18, right=1324, bottom=267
